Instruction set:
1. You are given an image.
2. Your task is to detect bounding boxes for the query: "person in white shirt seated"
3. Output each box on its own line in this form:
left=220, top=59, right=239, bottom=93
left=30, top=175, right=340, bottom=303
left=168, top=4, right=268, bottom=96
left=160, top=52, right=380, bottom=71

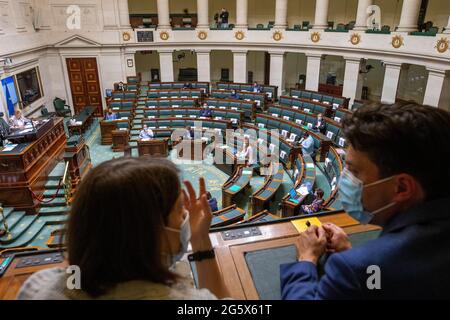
left=252, top=82, right=262, bottom=93
left=139, top=124, right=154, bottom=140
left=9, top=109, right=29, bottom=130
left=182, top=126, right=194, bottom=140
left=300, top=132, right=315, bottom=157
left=237, top=137, right=257, bottom=168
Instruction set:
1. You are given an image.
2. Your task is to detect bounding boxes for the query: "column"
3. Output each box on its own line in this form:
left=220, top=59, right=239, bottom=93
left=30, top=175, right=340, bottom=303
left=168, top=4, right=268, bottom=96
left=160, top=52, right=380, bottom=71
left=396, top=0, right=421, bottom=32
left=274, top=0, right=288, bottom=29
left=157, top=0, right=171, bottom=29
left=233, top=50, right=248, bottom=83
left=196, top=50, right=211, bottom=82
left=236, top=0, right=248, bottom=29
left=197, top=0, right=209, bottom=29
left=159, top=50, right=174, bottom=82
left=269, top=52, right=285, bottom=92
left=423, top=69, right=446, bottom=107
left=118, top=0, right=131, bottom=28
left=354, top=0, right=373, bottom=31
left=313, top=0, right=329, bottom=30
left=381, top=62, right=402, bottom=104
left=305, top=54, right=322, bottom=91
left=342, top=57, right=363, bottom=105
left=444, top=16, right=450, bottom=34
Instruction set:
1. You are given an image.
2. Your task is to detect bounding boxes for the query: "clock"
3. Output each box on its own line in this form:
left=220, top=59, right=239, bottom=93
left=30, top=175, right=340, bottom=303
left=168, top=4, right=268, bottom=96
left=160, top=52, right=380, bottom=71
left=273, top=30, right=283, bottom=41
left=436, top=37, right=449, bottom=54
left=122, top=32, right=131, bottom=42
left=350, top=33, right=361, bottom=45
left=160, top=31, right=170, bottom=41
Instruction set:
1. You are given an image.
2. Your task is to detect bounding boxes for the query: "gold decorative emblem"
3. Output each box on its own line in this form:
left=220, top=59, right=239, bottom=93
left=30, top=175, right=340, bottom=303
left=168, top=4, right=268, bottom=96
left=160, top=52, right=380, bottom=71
left=273, top=30, right=283, bottom=41
left=436, top=37, right=449, bottom=53
left=350, top=33, right=361, bottom=45
left=160, top=31, right=170, bottom=41
left=235, top=30, right=245, bottom=41
left=122, top=32, right=131, bottom=42
left=311, top=32, right=321, bottom=43
left=391, top=35, right=404, bottom=49
left=198, top=30, right=208, bottom=40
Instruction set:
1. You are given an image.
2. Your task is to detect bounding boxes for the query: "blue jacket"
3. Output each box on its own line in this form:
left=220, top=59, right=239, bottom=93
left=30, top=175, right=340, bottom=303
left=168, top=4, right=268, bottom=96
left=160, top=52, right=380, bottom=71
left=280, top=196, right=450, bottom=299
left=208, top=198, right=218, bottom=212
left=199, top=108, right=212, bottom=117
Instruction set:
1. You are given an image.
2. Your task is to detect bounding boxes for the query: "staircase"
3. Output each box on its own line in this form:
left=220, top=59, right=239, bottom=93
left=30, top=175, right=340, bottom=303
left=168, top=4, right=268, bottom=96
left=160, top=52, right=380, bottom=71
left=0, top=162, right=70, bottom=249
left=129, top=99, right=146, bottom=148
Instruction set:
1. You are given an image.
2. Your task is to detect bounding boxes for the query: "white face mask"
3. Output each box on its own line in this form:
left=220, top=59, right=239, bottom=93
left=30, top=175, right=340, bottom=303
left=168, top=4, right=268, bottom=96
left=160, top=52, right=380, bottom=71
left=164, top=211, right=191, bottom=266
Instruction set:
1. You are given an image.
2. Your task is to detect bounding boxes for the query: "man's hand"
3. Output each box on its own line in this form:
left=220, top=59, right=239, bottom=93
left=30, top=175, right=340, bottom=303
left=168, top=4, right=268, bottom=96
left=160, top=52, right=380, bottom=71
left=296, top=225, right=327, bottom=265
left=322, top=223, right=352, bottom=253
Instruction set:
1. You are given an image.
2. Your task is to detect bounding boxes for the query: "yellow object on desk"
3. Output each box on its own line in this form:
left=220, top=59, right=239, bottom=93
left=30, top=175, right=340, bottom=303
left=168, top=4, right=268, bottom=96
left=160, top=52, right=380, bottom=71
left=291, top=217, right=322, bottom=233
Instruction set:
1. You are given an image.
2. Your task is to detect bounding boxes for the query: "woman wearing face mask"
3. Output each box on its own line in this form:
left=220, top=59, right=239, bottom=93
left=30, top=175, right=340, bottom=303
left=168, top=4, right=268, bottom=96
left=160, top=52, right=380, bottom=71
left=17, top=157, right=229, bottom=300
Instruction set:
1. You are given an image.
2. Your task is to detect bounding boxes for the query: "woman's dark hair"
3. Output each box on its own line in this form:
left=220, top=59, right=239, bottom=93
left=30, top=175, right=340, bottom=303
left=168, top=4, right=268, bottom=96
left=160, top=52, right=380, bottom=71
left=207, top=192, right=212, bottom=200
left=315, top=189, right=324, bottom=199
left=66, top=157, right=181, bottom=297
left=342, top=102, right=450, bottom=200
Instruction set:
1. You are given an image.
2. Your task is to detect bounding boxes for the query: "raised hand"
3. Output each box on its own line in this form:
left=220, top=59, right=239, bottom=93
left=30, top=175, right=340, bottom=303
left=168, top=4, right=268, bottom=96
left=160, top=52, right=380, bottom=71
left=183, top=178, right=213, bottom=251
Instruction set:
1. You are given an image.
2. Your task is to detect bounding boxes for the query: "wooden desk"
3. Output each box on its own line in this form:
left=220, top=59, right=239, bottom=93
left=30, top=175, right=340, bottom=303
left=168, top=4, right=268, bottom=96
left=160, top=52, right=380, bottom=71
left=0, top=118, right=66, bottom=214
left=112, top=129, right=129, bottom=152
left=0, top=211, right=380, bottom=300
left=63, top=136, right=92, bottom=189
left=176, top=139, right=207, bottom=161
left=67, top=106, right=96, bottom=136
left=137, top=139, right=170, bottom=157
left=209, top=212, right=381, bottom=299
left=100, top=119, right=130, bottom=145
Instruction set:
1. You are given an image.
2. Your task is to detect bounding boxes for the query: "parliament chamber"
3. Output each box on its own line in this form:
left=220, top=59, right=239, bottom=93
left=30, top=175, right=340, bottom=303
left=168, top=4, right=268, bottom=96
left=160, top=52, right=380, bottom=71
left=0, top=0, right=449, bottom=302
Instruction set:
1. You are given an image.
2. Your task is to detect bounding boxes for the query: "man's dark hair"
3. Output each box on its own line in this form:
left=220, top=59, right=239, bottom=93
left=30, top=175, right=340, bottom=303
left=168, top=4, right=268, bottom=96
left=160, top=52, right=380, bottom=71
left=66, top=157, right=181, bottom=297
left=343, top=102, right=450, bottom=200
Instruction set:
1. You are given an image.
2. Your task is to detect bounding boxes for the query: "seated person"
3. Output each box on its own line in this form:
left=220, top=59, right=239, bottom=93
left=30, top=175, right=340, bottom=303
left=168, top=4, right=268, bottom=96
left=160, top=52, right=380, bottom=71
left=313, top=113, right=326, bottom=134
left=183, top=82, right=192, bottom=89
left=105, top=108, right=118, bottom=121
left=230, top=90, right=240, bottom=100
left=252, top=82, right=262, bottom=93
left=299, top=132, right=314, bottom=157
left=17, top=157, right=229, bottom=300
left=199, top=103, right=212, bottom=118
left=207, top=192, right=218, bottom=212
left=139, top=124, right=154, bottom=140
left=117, top=82, right=125, bottom=91
left=9, top=109, right=29, bottom=130
left=301, top=189, right=325, bottom=215
left=237, top=137, right=257, bottom=168
left=182, top=126, right=195, bottom=140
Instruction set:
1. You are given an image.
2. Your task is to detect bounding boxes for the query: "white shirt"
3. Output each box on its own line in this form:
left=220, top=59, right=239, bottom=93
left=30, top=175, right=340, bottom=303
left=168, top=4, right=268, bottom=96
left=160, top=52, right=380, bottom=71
left=239, top=145, right=256, bottom=165
left=9, top=115, right=28, bottom=128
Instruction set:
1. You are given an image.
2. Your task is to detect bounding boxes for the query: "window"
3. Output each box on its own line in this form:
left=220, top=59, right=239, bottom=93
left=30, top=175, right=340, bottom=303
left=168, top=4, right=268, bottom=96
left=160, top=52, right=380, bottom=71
left=15, top=67, right=43, bottom=107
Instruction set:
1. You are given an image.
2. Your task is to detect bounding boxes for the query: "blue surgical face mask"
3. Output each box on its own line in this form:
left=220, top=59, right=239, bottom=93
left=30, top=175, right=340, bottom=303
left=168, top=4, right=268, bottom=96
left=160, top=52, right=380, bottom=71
left=338, top=168, right=396, bottom=224
left=165, top=211, right=191, bottom=266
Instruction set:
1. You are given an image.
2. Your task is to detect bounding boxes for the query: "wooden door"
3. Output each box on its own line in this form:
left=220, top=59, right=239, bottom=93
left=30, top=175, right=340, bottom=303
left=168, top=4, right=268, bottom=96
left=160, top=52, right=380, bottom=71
left=66, top=58, right=103, bottom=117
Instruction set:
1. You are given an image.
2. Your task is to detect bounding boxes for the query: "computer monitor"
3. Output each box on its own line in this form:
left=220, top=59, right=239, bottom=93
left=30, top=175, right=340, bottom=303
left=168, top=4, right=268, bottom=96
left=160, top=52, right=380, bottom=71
left=106, top=89, right=112, bottom=98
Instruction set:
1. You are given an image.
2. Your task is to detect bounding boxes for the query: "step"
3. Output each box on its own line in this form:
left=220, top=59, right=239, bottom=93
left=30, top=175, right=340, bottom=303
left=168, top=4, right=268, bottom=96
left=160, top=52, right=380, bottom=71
left=0, top=207, right=14, bottom=220
left=45, top=180, right=62, bottom=190
left=136, top=109, right=144, bottom=114
left=49, top=162, right=66, bottom=179
left=130, top=137, right=139, bottom=143
left=43, top=189, right=65, bottom=199
left=131, top=130, right=140, bottom=135
left=132, top=120, right=141, bottom=125
left=0, top=210, right=26, bottom=230
left=0, top=215, right=38, bottom=245
left=0, top=216, right=67, bottom=249
left=38, top=206, right=71, bottom=216
left=40, top=198, right=68, bottom=208
left=129, top=141, right=138, bottom=148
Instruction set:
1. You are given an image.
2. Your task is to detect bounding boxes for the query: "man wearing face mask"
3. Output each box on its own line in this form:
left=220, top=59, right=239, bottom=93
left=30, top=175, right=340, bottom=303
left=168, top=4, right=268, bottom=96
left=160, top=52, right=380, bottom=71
left=280, top=102, right=450, bottom=299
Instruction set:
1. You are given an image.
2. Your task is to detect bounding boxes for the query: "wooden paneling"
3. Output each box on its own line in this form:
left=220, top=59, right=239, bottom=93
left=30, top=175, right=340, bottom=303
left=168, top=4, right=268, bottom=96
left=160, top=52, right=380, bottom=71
left=66, top=58, right=103, bottom=117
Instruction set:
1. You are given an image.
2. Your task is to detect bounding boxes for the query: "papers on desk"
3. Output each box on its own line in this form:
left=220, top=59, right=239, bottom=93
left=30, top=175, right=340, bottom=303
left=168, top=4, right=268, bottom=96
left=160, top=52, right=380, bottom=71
left=266, top=92, right=273, bottom=98
left=148, top=116, right=155, bottom=119
left=297, top=185, right=310, bottom=196
left=312, top=99, right=320, bottom=102
left=334, top=117, right=341, bottom=123
left=245, top=99, right=251, bottom=101
left=2, top=144, right=18, bottom=152
left=193, top=96, right=198, bottom=98
left=306, top=163, right=315, bottom=169
left=119, top=128, right=127, bottom=131
left=293, top=106, right=299, bottom=110
left=19, top=128, right=34, bottom=134
left=323, top=101, right=330, bottom=105
left=189, top=115, right=197, bottom=118
left=304, top=108, right=311, bottom=113
left=75, top=121, right=82, bottom=125
left=292, top=95, right=299, bottom=99
left=113, top=107, right=119, bottom=110
left=243, top=169, right=253, bottom=175
left=291, top=217, right=322, bottom=233
left=231, top=107, right=238, bottom=110
left=219, top=145, right=230, bottom=149
left=256, top=101, right=261, bottom=106
left=333, top=103, right=340, bottom=109
left=121, top=117, right=128, bottom=120
left=181, top=96, right=188, bottom=98
left=219, top=106, right=226, bottom=109
left=173, top=105, right=180, bottom=108
left=215, top=117, right=223, bottom=120
left=175, top=115, right=183, bottom=118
